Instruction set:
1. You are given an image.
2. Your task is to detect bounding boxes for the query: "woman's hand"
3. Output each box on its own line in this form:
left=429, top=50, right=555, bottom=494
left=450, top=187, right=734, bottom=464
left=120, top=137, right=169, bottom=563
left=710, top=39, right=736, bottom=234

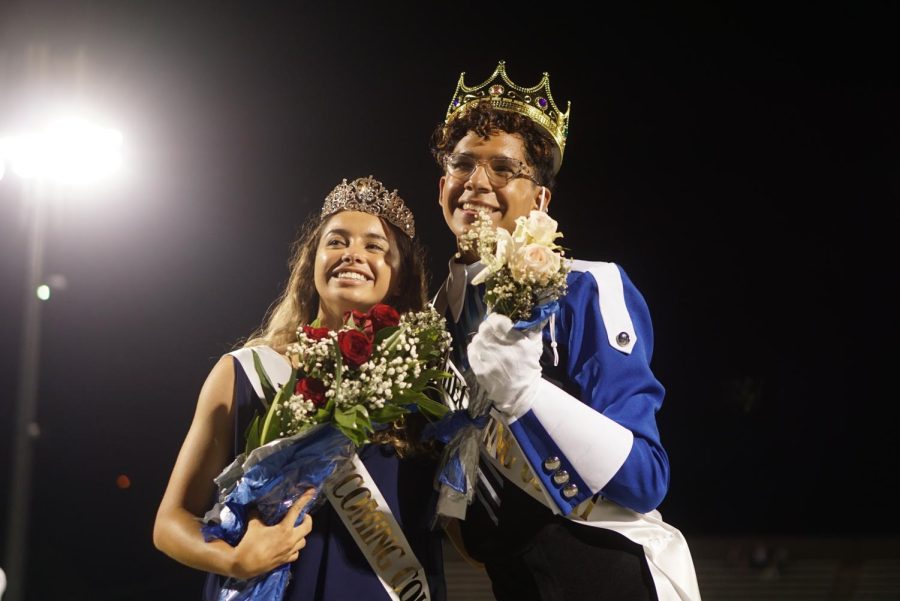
left=231, top=488, right=316, bottom=580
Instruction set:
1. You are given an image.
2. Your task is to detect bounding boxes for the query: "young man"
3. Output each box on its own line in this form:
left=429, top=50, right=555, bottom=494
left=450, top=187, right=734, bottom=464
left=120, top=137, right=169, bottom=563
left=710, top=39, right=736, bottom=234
left=430, top=61, right=700, bottom=601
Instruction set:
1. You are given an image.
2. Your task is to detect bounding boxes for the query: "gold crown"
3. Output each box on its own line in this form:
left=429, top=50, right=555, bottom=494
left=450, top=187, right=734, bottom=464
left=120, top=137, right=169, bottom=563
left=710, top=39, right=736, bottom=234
left=444, top=60, right=571, bottom=173
left=321, top=176, right=415, bottom=238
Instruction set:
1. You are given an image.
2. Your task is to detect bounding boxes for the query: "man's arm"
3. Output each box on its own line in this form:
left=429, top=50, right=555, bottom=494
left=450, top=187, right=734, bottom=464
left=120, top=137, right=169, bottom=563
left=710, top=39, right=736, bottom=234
left=470, top=263, right=669, bottom=515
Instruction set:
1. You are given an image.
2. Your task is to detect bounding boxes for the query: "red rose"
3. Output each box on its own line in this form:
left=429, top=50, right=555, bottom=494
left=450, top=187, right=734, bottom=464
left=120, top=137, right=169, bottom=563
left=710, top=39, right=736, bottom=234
left=344, top=309, right=370, bottom=329
left=302, top=325, right=330, bottom=341
left=337, top=329, right=373, bottom=369
left=294, top=377, right=327, bottom=407
left=343, top=309, right=374, bottom=339
left=369, top=304, right=400, bottom=331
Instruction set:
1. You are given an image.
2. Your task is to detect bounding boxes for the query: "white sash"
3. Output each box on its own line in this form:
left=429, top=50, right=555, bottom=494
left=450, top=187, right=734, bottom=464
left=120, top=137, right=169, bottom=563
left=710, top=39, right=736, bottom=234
left=326, top=455, right=432, bottom=601
left=481, top=411, right=702, bottom=601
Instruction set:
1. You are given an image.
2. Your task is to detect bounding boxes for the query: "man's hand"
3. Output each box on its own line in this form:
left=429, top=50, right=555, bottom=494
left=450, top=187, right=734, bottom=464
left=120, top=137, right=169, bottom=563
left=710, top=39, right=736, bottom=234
left=468, top=313, right=543, bottom=418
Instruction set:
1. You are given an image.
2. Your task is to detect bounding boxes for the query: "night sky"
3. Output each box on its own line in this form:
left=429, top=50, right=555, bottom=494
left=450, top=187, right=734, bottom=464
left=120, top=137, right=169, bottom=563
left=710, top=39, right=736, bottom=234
left=1, top=2, right=897, bottom=599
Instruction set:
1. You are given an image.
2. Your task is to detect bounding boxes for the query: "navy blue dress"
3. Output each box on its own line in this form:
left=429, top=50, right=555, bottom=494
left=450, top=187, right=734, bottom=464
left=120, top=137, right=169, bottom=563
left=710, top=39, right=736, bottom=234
left=202, top=356, right=446, bottom=600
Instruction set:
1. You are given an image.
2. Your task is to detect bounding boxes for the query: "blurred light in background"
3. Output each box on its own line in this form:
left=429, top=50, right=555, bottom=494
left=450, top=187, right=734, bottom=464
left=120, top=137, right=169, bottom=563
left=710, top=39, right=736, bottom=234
left=0, top=117, right=122, bottom=184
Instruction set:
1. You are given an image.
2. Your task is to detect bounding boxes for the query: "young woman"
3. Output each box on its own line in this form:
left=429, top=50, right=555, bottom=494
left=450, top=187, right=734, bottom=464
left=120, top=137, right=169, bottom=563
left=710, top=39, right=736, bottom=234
left=153, top=176, right=445, bottom=600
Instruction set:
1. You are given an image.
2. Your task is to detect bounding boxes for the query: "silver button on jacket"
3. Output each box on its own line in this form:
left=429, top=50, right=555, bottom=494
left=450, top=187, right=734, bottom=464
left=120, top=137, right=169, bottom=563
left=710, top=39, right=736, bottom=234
left=562, top=483, right=579, bottom=498
left=553, top=470, right=570, bottom=485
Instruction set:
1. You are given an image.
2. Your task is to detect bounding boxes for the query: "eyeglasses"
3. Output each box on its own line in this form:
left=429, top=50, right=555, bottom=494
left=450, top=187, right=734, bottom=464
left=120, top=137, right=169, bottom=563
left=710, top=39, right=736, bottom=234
left=442, top=153, right=541, bottom=187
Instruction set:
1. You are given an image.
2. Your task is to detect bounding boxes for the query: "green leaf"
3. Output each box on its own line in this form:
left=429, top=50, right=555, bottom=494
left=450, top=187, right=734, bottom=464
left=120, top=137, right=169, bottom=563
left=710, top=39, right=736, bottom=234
left=333, top=404, right=373, bottom=446
left=311, top=397, right=336, bottom=422
left=333, top=405, right=356, bottom=429
left=417, top=397, right=451, bottom=420
left=334, top=422, right=369, bottom=446
left=411, top=368, right=451, bottom=391
left=374, top=325, right=400, bottom=347
left=369, top=404, right=410, bottom=424
left=400, top=390, right=450, bottom=420
left=355, top=407, right=373, bottom=434
left=251, top=350, right=278, bottom=408
left=258, top=369, right=298, bottom=446
left=334, top=403, right=370, bottom=427
left=244, top=414, right=262, bottom=455
left=380, top=324, right=408, bottom=354
left=332, top=340, right=343, bottom=387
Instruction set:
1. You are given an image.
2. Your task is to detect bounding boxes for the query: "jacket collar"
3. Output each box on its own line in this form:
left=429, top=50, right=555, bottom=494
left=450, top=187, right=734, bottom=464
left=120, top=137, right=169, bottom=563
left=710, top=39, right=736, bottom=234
left=445, top=259, right=486, bottom=323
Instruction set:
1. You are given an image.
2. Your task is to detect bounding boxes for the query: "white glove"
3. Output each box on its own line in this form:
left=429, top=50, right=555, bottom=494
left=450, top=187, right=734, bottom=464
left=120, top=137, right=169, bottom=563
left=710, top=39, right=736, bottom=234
left=467, top=313, right=544, bottom=418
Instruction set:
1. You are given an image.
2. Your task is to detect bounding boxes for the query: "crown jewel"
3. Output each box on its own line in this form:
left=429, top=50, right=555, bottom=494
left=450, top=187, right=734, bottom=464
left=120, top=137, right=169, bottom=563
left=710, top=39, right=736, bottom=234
left=444, top=60, right=571, bottom=172
left=321, top=176, right=415, bottom=238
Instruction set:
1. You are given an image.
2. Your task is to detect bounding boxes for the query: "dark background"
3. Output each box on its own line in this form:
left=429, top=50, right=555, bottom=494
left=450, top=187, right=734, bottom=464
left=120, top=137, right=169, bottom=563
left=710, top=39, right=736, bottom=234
left=1, top=2, right=897, bottom=599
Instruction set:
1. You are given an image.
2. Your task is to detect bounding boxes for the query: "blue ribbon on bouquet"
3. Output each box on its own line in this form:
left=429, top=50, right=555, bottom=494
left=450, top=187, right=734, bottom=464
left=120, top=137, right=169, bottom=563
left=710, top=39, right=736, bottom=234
left=201, top=424, right=355, bottom=601
left=512, top=299, right=559, bottom=331
left=423, top=409, right=489, bottom=494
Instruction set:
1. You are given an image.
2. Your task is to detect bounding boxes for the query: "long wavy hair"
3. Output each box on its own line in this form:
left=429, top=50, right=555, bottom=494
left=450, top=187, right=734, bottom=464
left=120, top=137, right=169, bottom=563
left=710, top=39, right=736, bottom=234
left=242, top=209, right=434, bottom=457
left=430, top=99, right=559, bottom=190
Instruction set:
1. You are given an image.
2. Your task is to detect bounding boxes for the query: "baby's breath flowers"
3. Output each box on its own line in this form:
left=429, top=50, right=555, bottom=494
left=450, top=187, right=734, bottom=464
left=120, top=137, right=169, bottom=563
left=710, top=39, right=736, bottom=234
left=245, top=304, right=451, bottom=451
left=458, top=209, right=570, bottom=324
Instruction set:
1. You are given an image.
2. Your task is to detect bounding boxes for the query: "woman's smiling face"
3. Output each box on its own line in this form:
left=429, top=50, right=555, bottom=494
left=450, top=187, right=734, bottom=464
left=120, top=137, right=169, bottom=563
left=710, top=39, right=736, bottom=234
left=313, top=211, right=396, bottom=324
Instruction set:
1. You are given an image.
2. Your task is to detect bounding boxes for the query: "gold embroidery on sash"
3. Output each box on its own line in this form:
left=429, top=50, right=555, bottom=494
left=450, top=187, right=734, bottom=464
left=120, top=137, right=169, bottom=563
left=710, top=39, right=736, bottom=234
left=577, top=498, right=595, bottom=521
left=329, top=469, right=429, bottom=598
left=482, top=417, right=544, bottom=494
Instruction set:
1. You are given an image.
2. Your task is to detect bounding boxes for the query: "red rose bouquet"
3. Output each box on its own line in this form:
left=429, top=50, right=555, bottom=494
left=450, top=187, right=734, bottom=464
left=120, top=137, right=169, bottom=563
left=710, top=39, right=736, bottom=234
left=202, top=304, right=451, bottom=601
left=245, top=303, right=451, bottom=450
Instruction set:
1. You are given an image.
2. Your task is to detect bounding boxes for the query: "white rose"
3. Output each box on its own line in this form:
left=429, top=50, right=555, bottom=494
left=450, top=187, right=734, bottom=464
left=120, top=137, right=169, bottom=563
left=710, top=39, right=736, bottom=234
left=510, top=243, right=561, bottom=285
left=525, top=210, right=560, bottom=245
left=511, top=215, right=529, bottom=246
left=493, top=227, right=514, bottom=268
left=472, top=228, right=514, bottom=285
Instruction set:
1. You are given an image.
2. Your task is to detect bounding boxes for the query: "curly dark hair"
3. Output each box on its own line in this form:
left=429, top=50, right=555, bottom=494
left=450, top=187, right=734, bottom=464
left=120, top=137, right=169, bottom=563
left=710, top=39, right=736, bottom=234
left=429, top=100, right=559, bottom=190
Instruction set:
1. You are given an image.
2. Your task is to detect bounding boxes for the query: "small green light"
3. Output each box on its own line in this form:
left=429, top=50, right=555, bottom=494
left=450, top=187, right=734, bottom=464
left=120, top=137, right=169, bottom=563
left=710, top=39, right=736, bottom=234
left=36, top=285, right=50, bottom=301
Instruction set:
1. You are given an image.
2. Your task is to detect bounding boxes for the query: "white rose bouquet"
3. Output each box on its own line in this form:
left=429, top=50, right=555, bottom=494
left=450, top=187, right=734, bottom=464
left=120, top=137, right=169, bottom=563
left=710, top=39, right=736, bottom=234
left=459, top=209, right=570, bottom=326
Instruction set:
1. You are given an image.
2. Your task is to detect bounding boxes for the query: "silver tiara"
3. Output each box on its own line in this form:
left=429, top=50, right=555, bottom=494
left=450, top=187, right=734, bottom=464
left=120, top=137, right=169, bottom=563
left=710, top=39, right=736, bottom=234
left=321, top=176, right=415, bottom=238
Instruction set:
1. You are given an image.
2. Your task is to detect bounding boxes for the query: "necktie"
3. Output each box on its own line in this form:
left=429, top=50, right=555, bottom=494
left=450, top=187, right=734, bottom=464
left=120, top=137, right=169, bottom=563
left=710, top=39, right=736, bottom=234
left=456, top=282, right=485, bottom=370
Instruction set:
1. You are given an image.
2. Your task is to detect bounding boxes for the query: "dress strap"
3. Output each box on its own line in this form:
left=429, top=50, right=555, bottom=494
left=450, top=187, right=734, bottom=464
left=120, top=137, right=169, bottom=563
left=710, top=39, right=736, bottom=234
left=228, top=346, right=292, bottom=400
